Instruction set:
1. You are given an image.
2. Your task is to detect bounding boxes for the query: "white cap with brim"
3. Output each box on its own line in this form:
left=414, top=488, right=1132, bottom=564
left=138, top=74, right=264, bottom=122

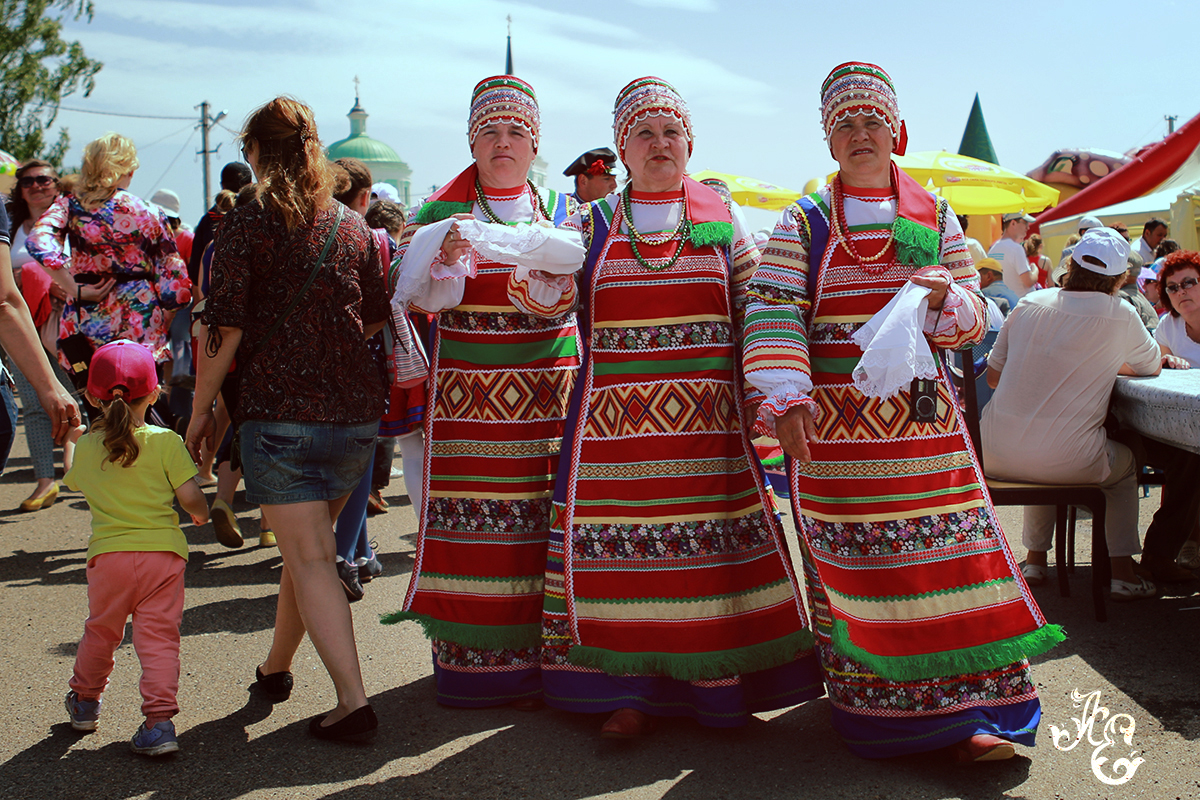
left=1078, top=215, right=1102, bottom=231
left=1002, top=212, right=1035, bottom=223
left=1072, top=227, right=1131, bottom=276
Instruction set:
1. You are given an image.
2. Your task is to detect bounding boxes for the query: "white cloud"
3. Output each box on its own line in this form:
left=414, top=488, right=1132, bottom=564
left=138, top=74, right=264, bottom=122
left=58, top=0, right=771, bottom=222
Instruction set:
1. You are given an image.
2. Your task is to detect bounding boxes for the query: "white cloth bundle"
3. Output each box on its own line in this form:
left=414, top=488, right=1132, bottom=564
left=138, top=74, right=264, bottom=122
left=454, top=219, right=584, bottom=275
left=392, top=217, right=456, bottom=312
left=851, top=282, right=939, bottom=399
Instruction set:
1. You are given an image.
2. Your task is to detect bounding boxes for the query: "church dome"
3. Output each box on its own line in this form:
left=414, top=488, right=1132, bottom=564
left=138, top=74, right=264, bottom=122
left=327, top=134, right=404, bottom=163
left=326, top=92, right=412, bottom=205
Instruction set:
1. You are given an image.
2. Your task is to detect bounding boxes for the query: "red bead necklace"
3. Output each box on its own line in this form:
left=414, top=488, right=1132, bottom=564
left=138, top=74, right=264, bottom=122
left=830, top=172, right=897, bottom=274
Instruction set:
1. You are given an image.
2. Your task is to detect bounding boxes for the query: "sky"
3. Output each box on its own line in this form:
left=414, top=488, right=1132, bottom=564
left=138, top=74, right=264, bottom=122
left=46, top=0, right=1198, bottom=232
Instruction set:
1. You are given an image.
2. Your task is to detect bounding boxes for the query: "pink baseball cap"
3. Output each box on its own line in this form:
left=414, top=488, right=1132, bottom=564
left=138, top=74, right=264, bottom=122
left=87, top=340, right=159, bottom=401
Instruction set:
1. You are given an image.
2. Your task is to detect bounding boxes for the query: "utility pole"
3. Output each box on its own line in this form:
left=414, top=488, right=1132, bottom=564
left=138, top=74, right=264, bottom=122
left=196, top=101, right=227, bottom=210
left=1165, top=115, right=1178, bottom=135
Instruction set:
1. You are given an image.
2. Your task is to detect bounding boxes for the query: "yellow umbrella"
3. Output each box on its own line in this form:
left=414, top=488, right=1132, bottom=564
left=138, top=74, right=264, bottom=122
left=689, top=169, right=803, bottom=211
left=826, top=151, right=1060, bottom=215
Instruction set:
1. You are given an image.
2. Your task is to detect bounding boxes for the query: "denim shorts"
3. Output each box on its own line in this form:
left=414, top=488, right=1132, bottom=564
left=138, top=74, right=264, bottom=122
left=240, top=419, right=379, bottom=505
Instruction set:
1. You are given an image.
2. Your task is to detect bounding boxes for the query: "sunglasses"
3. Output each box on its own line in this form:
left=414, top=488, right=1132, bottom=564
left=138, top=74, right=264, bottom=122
left=1164, top=277, right=1199, bottom=295
left=18, top=175, right=55, bottom=188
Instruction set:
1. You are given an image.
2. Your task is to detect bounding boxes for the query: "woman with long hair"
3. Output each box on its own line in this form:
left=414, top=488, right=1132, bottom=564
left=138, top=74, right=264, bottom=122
left=26, top=134, right=192, bottom=402
left=4, top=159, right=80, bottom=509
left=186, top=96, right=390, bottom=742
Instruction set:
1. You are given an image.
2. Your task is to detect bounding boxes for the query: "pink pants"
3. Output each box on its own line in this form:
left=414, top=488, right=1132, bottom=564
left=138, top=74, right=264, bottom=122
left=70, top=551, right=185, bottom=722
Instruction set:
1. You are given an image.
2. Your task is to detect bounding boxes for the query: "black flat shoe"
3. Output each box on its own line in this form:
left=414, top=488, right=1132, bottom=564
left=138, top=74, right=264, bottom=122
left=253, top=666, right=293, bottom=703
left=309, top=705, right=377, bottom=743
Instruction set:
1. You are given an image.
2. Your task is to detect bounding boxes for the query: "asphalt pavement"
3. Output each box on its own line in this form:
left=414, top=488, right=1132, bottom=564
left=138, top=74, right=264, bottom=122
left=1, top=417, right=1197, bottom=800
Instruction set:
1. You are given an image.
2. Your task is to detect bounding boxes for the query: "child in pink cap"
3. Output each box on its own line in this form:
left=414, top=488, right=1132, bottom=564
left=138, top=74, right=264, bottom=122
left=62, top=340, right=209, bottom=756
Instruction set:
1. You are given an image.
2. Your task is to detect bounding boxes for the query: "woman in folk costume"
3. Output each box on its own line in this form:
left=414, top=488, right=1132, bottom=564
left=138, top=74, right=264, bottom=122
left=384, top=76, right=583, bottom=709
left=742, top=62, right=1064, bottom=762
left=514, top=77, right=824, bottom=739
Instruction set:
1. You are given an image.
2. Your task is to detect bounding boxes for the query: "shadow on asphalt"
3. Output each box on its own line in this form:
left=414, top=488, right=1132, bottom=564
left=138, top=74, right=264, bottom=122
left=0, top=682, right=1037, bottom=800
left=1021, top=562, right=1200, bottom=741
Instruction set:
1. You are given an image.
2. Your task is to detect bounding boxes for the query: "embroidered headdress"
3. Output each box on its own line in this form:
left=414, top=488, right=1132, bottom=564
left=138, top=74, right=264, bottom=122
left=613, top=77, right=693, bottom=162
left=820, top=62, right=908, bottom=156
left=468, top=75, right=541, bottom=152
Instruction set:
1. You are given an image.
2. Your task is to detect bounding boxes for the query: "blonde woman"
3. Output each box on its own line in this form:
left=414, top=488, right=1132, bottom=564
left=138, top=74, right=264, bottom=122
left=27, top=133, right=192, bottom=389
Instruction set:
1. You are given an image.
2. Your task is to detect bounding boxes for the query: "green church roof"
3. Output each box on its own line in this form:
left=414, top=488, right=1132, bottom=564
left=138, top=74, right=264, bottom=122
left=327, top=134, right=407, bottom=166
left=326, top=95, right=410, bottom=169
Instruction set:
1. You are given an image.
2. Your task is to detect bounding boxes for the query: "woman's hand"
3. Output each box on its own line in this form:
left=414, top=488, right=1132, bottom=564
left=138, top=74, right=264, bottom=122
left=47, top=281, right=68, bottom=302
left=529, top=269, right=574, bottom=291
left=185, top=408, right=216, bottom=466
left=1162, top=354, right=1191, bottom=370
left=439, top=214, right=475, bottom=265
left=776, top=404, right=817, bottom=463
left=79, top=278, right=116, bottom=303
left=910, top=272, right=950, bottom=310
left=40, top=383, right=82, bottom=445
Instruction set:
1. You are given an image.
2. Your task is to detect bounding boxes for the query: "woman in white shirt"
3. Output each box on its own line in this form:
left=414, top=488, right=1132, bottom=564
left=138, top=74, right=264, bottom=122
left=982, top=229, right=1164, bottom=600
left=1152, top=251, right=1200, bottom=570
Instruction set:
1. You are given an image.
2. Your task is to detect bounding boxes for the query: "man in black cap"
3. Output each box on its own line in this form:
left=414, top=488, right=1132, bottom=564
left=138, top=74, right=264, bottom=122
left=563, top=147, right=617, bottom=203
left=187, top=162, right=253, bottom=285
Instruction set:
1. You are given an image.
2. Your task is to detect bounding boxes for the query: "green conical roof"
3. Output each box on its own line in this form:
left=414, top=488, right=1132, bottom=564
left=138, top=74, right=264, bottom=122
left=957, top=94, right=998, bottom=165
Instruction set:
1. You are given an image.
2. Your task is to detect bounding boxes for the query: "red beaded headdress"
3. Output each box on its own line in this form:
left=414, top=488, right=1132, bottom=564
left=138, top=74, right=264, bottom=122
left=468, top=75, right=541, bottom=152
left=613, top=77, right=693, bottom=162
left=820, top=62, right=908, bottom=156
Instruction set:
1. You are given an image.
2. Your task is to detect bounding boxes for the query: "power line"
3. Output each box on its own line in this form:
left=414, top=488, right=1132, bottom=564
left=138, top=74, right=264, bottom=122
left=57, top=105, right=194, bottom=121
left=139, top=123, right=196, bottom=150
left=148, top=128, right=198, bottom=191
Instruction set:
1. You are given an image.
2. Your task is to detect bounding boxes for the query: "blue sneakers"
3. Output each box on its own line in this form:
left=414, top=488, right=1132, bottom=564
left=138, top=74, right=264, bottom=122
left=64, top=691, right=101, bottom=732
left=130, top=720, right=179, bottom=756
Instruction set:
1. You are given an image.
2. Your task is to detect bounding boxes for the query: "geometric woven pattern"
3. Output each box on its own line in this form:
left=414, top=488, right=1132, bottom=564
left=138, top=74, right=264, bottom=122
left=794, top=451, right=972, bottom=479
left=583, top=380, right=735, bottom=438
left=436, top=369, right=572, bottom=422
left=813, top=383, right=953, bottom=440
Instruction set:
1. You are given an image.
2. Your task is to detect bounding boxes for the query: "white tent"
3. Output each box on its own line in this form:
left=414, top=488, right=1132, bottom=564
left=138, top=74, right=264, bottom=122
left=1039, top=184, right=1200, bottom=262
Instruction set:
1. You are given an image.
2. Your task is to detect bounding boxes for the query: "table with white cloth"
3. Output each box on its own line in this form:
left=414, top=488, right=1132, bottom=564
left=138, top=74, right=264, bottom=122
left=1112, top=370, right=1200, bottom=455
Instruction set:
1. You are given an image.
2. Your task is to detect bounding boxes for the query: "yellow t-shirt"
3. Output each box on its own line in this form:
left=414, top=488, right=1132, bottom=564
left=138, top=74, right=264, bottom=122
left=65, top=425, right=198, bottom=562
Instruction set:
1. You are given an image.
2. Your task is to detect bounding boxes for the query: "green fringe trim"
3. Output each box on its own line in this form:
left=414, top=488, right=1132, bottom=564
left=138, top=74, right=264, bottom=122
left=379, top=611, right=542, bottom=650
left=760, top=451, right=785, bottom=468
left=831, top=619, right=1066, bottom=682
left=891, top=216, right=940, bottom=267
left=415, top=200, right=473, bottom=225
left=567, top=629, right=814, bottom=681
left=689, top=220, right=733, bottom=248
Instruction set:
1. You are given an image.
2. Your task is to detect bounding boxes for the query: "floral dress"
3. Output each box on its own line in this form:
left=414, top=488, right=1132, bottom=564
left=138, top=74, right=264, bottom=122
left=27, top=190, right=191, bottom=366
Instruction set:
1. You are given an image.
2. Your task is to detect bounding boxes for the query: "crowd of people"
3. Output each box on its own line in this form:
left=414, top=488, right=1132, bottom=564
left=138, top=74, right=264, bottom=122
left=1, top=59, right=1197, bottom=764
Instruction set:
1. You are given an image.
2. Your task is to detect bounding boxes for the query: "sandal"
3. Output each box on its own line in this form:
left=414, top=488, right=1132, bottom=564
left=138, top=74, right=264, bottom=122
left=1110, top=577, right=1156, bottom=601
left=1021, top=564, right=1046, bottom=586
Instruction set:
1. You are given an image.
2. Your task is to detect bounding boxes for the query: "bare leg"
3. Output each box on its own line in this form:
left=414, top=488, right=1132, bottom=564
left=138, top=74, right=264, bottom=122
left=260, top=495, right=365, bottom=724
left=200, top=396, right=231, bottom=481
left=216, top=461, right=239, bottom=506
left=1110, top=555, right=1138, bottom=584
